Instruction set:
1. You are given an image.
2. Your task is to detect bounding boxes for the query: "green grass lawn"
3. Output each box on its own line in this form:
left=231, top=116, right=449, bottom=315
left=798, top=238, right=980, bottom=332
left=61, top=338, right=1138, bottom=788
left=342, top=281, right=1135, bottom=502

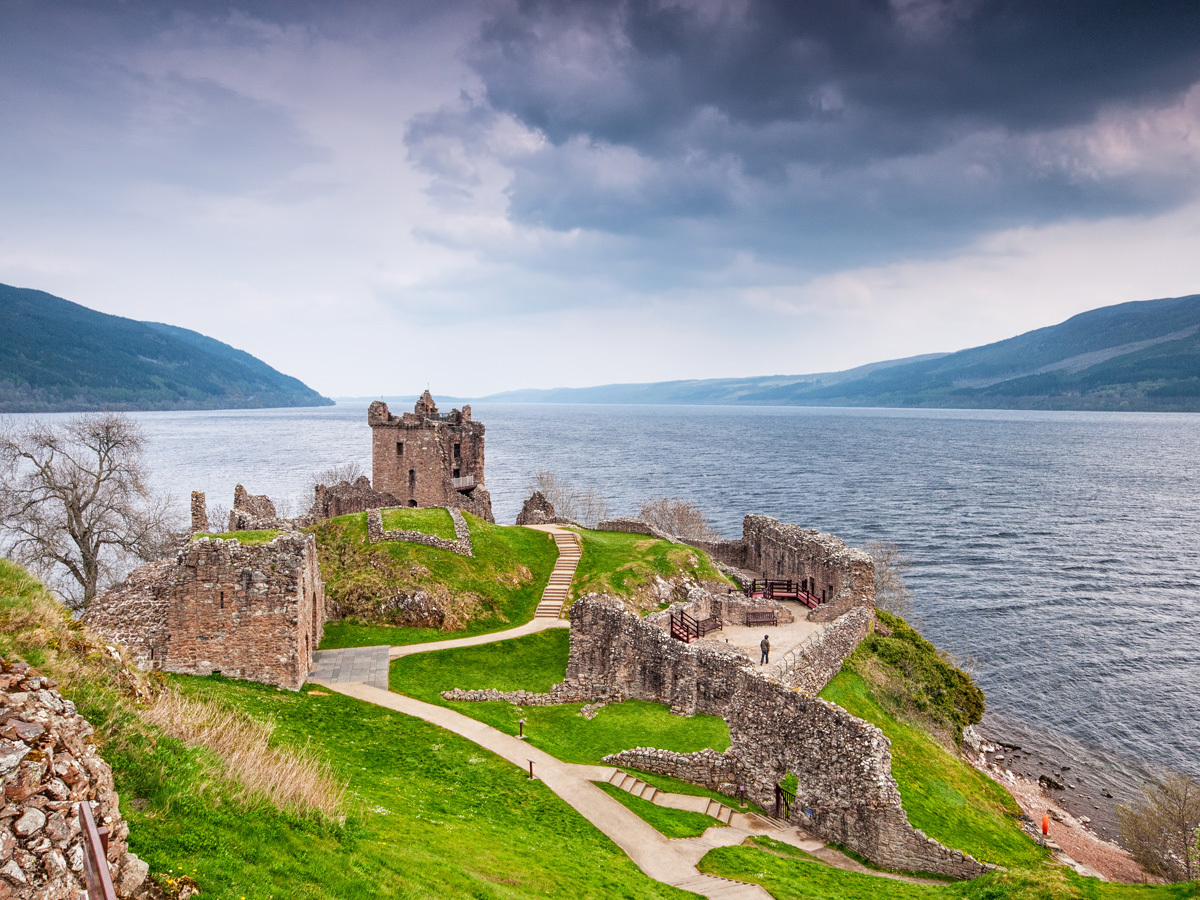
left=191, top=529, right=282, bottom=545
left=593, top=781, right=724, bottom=838
left=820, top=668, right=1046, bottom=870
left=388, top=630, right=730, bottom=765
left=2, top=560, right=702, bottom=899
left=380, top=506, right=456, bottom=539
left=700, top=836, right=1197, bottom=900
left=309, top=512, right=558, bottom=647
left=568, top=528, right=730, bottom=608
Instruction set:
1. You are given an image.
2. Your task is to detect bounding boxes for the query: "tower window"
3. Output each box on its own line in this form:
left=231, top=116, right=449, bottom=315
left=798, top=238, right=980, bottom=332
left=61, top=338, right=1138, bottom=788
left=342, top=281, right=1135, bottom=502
left=396, top=441, right=404, bottom=456
left=454, top=442, right=461, bottom=460
left=453, top=468, right=461, bottom=478
left=409, top=469, right=416, bottom=492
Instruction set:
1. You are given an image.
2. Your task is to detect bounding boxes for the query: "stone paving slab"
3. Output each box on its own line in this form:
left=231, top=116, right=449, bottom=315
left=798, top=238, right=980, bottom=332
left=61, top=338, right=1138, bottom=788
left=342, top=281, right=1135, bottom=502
left=308, top=645, right=391, bottom=691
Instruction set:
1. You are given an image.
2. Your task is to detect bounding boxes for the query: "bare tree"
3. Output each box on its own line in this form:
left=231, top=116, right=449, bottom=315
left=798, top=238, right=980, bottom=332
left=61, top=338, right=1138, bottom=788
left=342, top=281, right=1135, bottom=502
left=866, top=539, right=914, bottom=618
left=0, top=414, right=178, bottom=609
left=528, top=470, right=610, bottom=527
left=637, top=497, right=720, bottom=541
left=1118, top=774, right=1200, bottom=882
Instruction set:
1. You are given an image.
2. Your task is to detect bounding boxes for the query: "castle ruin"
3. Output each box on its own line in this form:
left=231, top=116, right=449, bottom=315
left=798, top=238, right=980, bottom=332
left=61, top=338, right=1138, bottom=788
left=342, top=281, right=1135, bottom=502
left=84, top=532, right=325, bottom=692
left=368, top=391, right=494, bottom=522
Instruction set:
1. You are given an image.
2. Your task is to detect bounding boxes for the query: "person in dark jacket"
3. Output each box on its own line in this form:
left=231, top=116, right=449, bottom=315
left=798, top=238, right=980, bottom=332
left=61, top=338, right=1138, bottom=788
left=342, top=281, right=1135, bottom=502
left=760, top=635, right=770, bottom=665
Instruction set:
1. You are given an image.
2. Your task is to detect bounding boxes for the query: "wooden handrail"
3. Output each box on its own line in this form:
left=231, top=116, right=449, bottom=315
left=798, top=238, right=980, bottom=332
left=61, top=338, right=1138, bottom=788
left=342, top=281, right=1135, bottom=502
left=79, top=800, right=116, bottom=900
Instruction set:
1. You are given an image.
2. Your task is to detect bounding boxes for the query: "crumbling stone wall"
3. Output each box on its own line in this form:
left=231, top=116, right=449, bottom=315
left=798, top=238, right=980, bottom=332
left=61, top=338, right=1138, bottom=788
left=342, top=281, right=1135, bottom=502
left=86, top=533, right=325, bottom=692
left=774, top=605, right=873, bottom=695
left=190, top=491, right=207, bottom=534
left=0, top=659, right=148, bottom=899
left=365, top=507, right=474, bottom=557
left=310, top=476, right=400, bottom=521
left=568, top=597, right=987, bottom=879
left=78, top=562, right=174, bottom=670
left=603, top=747, right=737, bottom=792
left=515, top=491, right=571, bottom=526
left=368, top=393, right=494, bottom=522
left=692, top=515, right=874, bottom=607
left=595, top=518, right=680, bottom=543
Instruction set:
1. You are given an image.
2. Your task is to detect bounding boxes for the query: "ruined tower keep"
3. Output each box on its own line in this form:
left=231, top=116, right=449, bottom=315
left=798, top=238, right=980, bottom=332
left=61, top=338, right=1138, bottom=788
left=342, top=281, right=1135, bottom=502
left=368, top=391, right=494, bottom=522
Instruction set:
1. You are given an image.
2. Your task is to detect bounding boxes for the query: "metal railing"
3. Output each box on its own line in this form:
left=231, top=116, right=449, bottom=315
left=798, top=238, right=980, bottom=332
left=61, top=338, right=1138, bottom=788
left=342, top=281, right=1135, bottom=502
left=79, top=800, right=116, bottom=900
left=452, top=475, right=477, bottom=490
left=774, top=782, right=796, bottom=820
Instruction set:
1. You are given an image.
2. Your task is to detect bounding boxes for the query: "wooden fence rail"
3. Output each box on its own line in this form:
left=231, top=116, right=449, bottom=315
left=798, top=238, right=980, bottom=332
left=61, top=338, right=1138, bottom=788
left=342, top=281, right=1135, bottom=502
left=79, top=800, right=116, bottom=900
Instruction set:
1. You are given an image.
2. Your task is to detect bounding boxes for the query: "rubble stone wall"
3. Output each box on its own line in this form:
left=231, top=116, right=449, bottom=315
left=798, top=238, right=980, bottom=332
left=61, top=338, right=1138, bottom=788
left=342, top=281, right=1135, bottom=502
left=595, top=518, right=679, bottom=543
left=365, top=508, right=474, bottom=557
left=569, top=597, right=986, bottom=879
left=311, top=476, right=400, bottom=521
left=85, top=534, right=325, bottom=692
left=691, top=515, right=874, bottom=607
left=0, top=659, right=147, bottom=900
left=775, top=605, right=874, bottom=695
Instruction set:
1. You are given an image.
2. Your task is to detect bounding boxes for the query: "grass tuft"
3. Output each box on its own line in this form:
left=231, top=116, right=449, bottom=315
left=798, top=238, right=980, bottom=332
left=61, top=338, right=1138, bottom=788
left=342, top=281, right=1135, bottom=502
left=191, top=530, right=283, bottom=545
left=142, top=689, right=347, bottom=821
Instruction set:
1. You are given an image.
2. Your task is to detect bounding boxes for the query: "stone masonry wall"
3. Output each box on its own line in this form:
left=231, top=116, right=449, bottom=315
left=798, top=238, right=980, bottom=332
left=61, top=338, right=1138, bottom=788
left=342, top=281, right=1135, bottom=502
left=595, top=518, right=680, bottom=543
left=1, top=659, right=148, bottom=899
left=366, top=507, right=474, bottom=557
left=691, top=515, right=874, bottom=608
left=79, top=562, right=174, bottom=670
left=163, top=533, right=324, bottom=691
left=368, top=394, right=494, bottom=522
left=567, top=597, right=987, bottom=879
left=774, top=605, right=873, bottom=695
left=311, top=476, right=400, bottom=521
left=86, top=533, right=326, bottom=692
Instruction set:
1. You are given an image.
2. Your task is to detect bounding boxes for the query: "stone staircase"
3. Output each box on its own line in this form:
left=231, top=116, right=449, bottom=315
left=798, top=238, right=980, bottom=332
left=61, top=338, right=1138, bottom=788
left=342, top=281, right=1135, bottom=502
left=535, top=529, right=581, bottom=618
left=606, top=770, right=736, bottom=826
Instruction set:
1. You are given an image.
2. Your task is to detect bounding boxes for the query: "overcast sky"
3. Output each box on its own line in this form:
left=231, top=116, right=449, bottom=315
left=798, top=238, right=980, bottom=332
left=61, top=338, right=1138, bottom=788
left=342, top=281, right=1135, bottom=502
left=3, top=0, right=1200, bottom=397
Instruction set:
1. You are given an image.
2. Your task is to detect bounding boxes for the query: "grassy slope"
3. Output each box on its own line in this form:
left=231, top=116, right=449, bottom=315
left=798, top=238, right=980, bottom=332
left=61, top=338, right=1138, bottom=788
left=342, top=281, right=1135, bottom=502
left=309, top=512, right=558, bottom=648
left=701, top=837, right=1197, bottom=900
left=569, top=528, right=730, bottom=607
left=0, top=560, right=698, bottom=900
left=388, top=630, right=730, bottom=765
left=380, top=506, right=455, bottom=539
left=821, top=669, right=1045, bottom=870
left=593, top=781, right=725, bottom=838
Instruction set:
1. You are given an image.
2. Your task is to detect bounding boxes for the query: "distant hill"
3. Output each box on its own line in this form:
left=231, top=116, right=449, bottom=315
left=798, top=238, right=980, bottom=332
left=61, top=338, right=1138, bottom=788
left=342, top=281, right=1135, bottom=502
left=0, top=283, right=333, bottom=412
left=486, top=293, right=1200, bottom=412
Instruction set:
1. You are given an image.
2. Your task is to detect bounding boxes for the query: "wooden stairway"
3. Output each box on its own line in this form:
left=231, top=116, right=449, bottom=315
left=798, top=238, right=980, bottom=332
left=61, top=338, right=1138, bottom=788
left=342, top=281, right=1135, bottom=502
left=534, top=528, right=581, bottom=618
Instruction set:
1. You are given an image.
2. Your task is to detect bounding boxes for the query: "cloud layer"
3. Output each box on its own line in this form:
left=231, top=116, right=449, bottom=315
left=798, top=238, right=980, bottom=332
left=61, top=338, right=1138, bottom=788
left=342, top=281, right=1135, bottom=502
left=2, top=0, right=1200, bottom=394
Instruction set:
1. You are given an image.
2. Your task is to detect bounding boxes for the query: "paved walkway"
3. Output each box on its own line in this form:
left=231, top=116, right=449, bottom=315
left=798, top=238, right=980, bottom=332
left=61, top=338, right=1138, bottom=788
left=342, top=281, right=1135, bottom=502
left=524, top=525, right=582, bottom=618
left=313, top=678, right=781, bottom=899
left=308, top=644, right=390, bottom=690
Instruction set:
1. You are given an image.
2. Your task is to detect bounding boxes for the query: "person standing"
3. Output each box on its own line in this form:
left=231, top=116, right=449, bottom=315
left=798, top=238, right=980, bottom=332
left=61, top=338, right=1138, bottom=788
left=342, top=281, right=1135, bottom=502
left=760, top=634, right=770, bottom=665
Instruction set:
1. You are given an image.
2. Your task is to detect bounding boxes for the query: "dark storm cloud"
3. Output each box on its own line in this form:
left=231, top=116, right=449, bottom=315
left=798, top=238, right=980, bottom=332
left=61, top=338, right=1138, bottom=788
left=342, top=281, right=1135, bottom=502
left=401, top=0, right=1200, bottom=268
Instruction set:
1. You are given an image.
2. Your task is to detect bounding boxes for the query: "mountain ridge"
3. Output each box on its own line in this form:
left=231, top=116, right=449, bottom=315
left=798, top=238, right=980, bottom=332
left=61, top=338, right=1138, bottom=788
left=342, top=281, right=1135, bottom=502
left=483, top=293, right=1200, bottom=412
left=0, top=283, right=333, bottom=412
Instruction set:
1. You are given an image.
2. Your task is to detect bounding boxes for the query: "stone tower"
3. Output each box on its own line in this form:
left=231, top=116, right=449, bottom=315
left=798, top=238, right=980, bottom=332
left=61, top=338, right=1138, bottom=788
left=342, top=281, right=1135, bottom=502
left=367, top=391, right=494, bottom=522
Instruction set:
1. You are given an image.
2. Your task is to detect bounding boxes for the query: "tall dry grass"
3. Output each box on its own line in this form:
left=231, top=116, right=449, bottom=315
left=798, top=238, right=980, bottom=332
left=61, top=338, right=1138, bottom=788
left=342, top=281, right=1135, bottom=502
left=143, top=690, right=347, bottom=821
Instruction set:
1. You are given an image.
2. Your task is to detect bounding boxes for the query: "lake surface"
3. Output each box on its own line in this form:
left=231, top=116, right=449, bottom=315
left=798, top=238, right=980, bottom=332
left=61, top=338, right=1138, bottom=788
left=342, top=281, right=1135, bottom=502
left=16, top=401, right=1199, bottom=808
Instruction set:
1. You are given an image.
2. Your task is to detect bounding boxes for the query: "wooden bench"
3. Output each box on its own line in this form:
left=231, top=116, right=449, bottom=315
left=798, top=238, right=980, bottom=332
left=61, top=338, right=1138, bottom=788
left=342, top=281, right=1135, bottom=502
left=698, top=615, right=723, bottom=636
left=746, top=609, right=778, bottom=627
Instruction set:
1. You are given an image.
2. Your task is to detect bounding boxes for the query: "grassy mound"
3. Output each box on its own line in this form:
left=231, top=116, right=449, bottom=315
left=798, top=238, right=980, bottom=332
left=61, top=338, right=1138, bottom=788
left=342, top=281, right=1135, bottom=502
left=379, top=506, right=455, bottom=539
left=594, top=781, right=725, bottom=838
left=0, top=560, right=700, bottom=899
left=308, top=511, right=558, bottom=647
left=389, top=630, right=730, bottom=765
left=700, top=836, right=1197, bottom=900
left=569, top=528, right=730, bottom=610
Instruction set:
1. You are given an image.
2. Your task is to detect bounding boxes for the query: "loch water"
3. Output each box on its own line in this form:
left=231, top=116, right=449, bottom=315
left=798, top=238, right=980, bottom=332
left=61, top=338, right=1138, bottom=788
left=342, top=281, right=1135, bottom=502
left=26, top=401, right=1200, bottom=817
